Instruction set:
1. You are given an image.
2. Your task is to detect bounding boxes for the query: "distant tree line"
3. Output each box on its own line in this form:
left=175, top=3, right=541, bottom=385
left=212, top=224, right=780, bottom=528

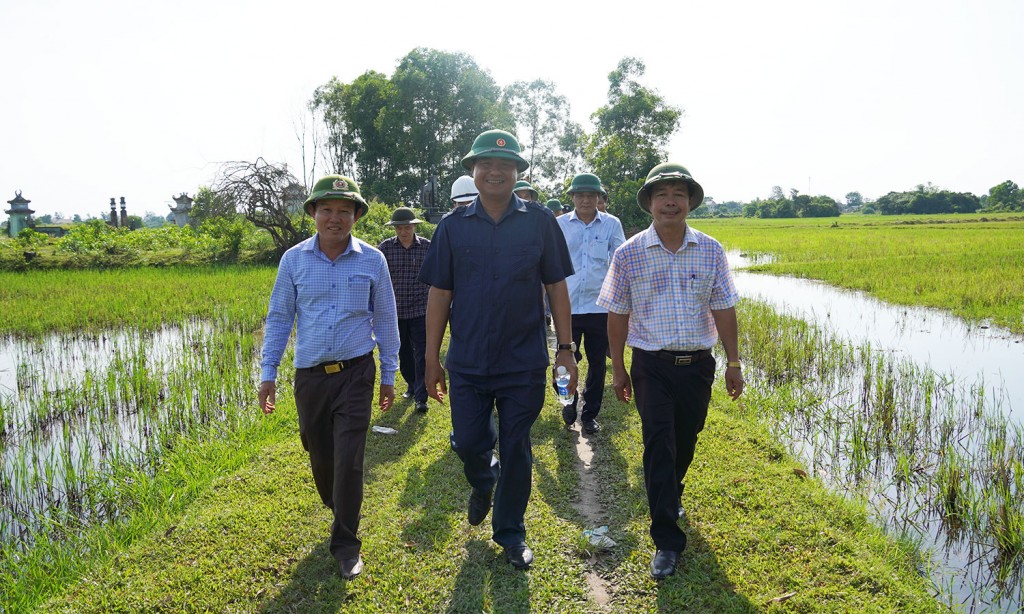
left=737, top=187, right=841, bottom=219
left=983, top=180, right=1023, bottom=212
left=864, top=183, right=981, bottom=215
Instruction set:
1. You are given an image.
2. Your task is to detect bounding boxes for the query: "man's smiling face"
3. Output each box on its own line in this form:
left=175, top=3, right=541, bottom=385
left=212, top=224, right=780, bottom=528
left=648, top=181, right=691, bottom=229
left=473, top=157, right=518, bottom=202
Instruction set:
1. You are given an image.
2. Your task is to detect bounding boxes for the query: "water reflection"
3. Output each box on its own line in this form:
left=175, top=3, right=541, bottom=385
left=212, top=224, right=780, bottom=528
left=729, top=252, right=1023, bottom=611
left=0, top=322, right=258, bottom=553
left=731, top=263, right=1022, bottom=420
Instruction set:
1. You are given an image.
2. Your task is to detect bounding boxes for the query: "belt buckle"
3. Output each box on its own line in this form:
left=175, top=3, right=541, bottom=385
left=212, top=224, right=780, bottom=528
left=674, top=355, right=692, bottom=366
left=324, top=363, right=342, bottom=374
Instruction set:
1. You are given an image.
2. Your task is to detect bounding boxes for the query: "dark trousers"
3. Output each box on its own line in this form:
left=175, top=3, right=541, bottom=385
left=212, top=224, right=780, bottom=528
left=293, top=357, right=375, bottom=561
left=447, top=368, right=546, bottom=547
left=631, top=349, right=715, bottom=552
left=398, top=315, right=427, bottom=403
left=568, top=312, right=609, bottom=421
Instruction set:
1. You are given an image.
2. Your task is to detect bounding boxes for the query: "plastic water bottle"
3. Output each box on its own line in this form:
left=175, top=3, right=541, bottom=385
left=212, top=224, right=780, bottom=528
left=555, top=366, right=573, bottom=406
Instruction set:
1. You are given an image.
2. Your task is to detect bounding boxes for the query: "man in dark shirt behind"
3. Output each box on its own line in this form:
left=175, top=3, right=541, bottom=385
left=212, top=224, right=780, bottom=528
left=379, top=207, right=431, bottom=413
left=419, top=129, right=577, bottom=570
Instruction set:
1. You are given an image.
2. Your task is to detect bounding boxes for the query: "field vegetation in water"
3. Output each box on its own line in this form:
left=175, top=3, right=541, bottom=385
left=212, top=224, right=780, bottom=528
left=692, top=212, right=1024, bottom=334
left=0, top=266, right=277, bottom=610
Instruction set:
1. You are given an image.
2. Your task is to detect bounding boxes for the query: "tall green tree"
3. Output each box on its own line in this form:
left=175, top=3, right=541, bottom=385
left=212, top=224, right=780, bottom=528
left=585, top=58, right=682, bottom=232
left=313, top=49, right=510, bottom=206
left=311, top=71, right=393, bottom=196
left=986, top=180, right=1022, bottom=211
left=381, top=48, right=511, bottom=204
left=502, top=79, right=582, bottom=195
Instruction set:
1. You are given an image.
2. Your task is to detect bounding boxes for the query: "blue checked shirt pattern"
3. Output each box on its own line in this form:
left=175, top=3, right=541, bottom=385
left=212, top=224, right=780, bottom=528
left=260, top=234, right=400, bottom=385
left=557, top=210, right=625, bottom=314
left=597, top=224, right=739, bottom=351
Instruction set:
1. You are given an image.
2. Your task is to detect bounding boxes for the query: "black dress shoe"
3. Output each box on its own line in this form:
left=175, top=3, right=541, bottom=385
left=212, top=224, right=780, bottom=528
left=339, top=555, right=363, bottom=579
left=415, top=401, right=428, bottom=413
left=467, top=489, right=492, bottom=526
left=650, top=550, right=678, bottom=579
left=504, top=543, right=534, bottom=570
left=582, top=419, right=601, bottom=434
left=402, top=390, right=413, bottom=399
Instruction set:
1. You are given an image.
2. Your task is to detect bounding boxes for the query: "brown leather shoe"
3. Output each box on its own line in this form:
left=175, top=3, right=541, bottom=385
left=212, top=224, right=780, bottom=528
left=339, top=555, right=363, bottom=579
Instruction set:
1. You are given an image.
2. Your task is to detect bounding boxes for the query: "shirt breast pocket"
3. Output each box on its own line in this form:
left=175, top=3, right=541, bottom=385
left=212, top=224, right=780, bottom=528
left=684, top=275, right=713, bottom=315
left=510, top=245, right=542, bottom=282
left=344, top=274, right=373, bottom=311
left=588, top=238, right=609, bottom=262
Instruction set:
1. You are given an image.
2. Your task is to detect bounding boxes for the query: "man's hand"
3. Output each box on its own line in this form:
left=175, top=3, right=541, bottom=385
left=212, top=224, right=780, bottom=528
left=553, top=349, right=578, bottom=392
left=424, top=359, right=447, bottom=403
left=724, top=367, right=744, bottom=400
left=379, top=384, right=395, bottom=412
left=258, top=381, right=276, bottom=414
left=612, top=365, right=632, bottom=403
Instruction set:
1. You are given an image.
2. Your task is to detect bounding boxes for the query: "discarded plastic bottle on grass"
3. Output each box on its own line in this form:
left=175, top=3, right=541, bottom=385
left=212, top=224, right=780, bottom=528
left=555, top=366, right=573, bottom=406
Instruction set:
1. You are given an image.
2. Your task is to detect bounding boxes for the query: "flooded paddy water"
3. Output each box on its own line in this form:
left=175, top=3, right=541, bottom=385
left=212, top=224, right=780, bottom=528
left=729, top=253, right=1023, bottom=612
left=0, top=320, right=261, bottom=558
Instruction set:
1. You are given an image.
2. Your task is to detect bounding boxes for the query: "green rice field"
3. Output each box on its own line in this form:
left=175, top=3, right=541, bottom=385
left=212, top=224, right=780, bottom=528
left=693, top=213, right=1024, bottom=334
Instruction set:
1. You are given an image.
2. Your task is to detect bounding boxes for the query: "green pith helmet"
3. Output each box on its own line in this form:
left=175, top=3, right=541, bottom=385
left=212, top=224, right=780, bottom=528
left=545, top=198, right=562, bottom=213
left=385, top=207, right=423, bottom=226
left=304, top=175, right=369, bottom=217
left=461, top=129, right=529, bottom=173
left=636, top=162, right=705, bottom=213
left=566, top=173, right=606, bottom=195
left=513, top=180, right=539, bottom=199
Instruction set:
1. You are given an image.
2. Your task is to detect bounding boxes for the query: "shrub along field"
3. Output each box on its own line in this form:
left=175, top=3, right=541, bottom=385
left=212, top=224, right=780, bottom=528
left=692, top=212, right=1024, bottom=334
left=0, top=266, right=942, bottom=612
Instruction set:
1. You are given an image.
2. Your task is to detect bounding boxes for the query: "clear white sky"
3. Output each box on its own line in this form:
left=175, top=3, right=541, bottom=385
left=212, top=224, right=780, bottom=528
left=2, top=0, right=1022, bottom=219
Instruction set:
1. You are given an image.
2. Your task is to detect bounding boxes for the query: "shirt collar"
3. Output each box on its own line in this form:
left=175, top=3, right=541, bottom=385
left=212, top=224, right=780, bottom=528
left=463, top=194, right=528, bottom=220
left=567, top=210, right=603, bottom=225
left=640, top=224, right=699, bottom=252
left=309, top=233, right=362, bottom=257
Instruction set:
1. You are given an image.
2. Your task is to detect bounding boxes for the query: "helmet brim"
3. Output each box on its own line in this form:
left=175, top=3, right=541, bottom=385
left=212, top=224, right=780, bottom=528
left=636, top=178, right=705, bottom=213
left=462, top=150, right=530, bottom=173
left=304, top=191, right=369, bottom=217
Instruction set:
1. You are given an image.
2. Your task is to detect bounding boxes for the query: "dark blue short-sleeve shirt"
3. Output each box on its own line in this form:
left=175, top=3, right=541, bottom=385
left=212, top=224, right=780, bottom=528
left=419, top=195, right=574, bottom=376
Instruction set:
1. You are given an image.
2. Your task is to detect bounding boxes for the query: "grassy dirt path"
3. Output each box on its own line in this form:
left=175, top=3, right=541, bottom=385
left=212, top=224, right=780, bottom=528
left=36, top=367, right=945, bottom=612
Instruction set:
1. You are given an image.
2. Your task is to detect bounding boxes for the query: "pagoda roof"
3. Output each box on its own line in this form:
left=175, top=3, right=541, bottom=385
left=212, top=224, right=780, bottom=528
left=7, top=191, right=31, bottom=206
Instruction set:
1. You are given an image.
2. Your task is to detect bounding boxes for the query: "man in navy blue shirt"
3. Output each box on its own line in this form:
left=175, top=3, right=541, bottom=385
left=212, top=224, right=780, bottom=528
left=419, top=129, right=577, bottom=570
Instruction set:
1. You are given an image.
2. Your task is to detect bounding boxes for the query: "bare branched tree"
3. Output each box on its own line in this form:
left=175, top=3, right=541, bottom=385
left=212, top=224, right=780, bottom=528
left=212, top=158, right=312, bottom=256
left=294, top=105, right=323, bottom=191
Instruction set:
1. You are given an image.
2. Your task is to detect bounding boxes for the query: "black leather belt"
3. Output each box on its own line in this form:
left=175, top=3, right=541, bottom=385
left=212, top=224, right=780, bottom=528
left=636, top=348, right=711, bottom=366
left=298, top=352, right=372, bottom=374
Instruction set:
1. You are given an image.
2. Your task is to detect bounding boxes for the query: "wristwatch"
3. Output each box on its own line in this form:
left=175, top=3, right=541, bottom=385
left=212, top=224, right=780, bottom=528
left=557, top=342, right=577, bottom=352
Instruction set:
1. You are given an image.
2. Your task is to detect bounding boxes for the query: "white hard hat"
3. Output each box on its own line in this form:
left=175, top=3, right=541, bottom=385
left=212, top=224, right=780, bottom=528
left=450, top=175, right=478, bottom=203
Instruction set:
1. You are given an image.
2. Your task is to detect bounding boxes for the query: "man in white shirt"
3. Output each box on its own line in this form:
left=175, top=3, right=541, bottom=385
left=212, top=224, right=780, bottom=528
left=556, top=173, right=625, bottom=434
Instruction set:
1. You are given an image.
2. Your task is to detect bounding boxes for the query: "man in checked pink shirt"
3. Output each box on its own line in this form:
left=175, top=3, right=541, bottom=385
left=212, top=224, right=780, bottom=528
left=597, top=162, right=744, bottom=580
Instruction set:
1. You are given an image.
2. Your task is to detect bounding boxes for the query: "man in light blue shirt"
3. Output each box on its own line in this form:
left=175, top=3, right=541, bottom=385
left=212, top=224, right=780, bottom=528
left=556, top=173, right=625, bottom=434
left=258, top=175, right=399, bottom=581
